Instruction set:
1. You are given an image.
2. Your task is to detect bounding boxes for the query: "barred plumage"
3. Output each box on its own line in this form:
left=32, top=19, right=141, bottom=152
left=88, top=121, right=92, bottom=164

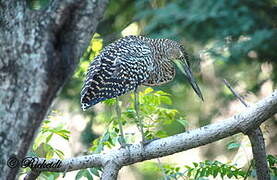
left=81, top=35, right=202, bottom=110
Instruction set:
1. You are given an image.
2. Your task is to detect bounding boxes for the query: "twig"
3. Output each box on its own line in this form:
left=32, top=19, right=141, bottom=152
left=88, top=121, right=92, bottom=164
left=223, top=79, right=270, bottom=180
left=223, top=79, right=249, bottom=107
left=156, top=158, right=169, bottom=180
left=115, top=97, right=126, bottom=147
left=243, top=159, right=253, bottom=180
left=134, top=89, right=145, bottom=143
left=23, top=170, right=40, bottom=180
left=62, top=165, right=69, bottom=178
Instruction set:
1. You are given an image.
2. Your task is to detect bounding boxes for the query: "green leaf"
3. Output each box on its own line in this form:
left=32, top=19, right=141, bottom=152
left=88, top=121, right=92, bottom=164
left=177, top=118, right=188, bottom=127
left=155, top=130, right=168, bottom=138
left=200, top=168, right=206, bottom=177
left=54, top=129, right=70, bottom=140
left=212, top=166, right=219, bottom=178
left=46, top=150, right=54, bottom=160
left=220, top=166, right=227, bottom=178
left=184, top=165, right=192, bottom=170
left=193, top=162, right=199, bottom=168
left=75, top=169, right=93, bottom=180
left=155, top=90, right=170, bottom=96
left=195, top=168, right=200, bottom=178
left=117, top=136, right=125, bottom=145
left=144, top=87, right=154, bottom=94
left=89, top=168, right=100, bottom=177
left=45, top=133, right=53, bottom=144
left=227, top=169, right=233, bottom=178
left=54, top=149, right=64, bottom=159
left=160, top=95, right=172, bottom=105
left=187, top=168, right=193, bottom=177
left=101, top=131, right=110, bottom=142
left=124, top=108, right=135, bottom=118
left=103, top=98, right=116, bottom=106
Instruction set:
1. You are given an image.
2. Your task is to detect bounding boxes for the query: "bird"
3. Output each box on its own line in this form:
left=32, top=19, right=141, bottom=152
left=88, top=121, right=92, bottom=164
left=80, top=35, right=203, bottom=145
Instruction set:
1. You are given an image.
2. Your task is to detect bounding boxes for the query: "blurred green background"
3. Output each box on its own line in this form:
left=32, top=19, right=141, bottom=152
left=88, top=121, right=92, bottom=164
left=26, top=0, right=277, bottom=179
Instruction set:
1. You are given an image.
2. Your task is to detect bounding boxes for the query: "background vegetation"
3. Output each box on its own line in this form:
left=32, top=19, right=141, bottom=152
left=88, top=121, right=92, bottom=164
left=24, top=0, right=277, bottom=179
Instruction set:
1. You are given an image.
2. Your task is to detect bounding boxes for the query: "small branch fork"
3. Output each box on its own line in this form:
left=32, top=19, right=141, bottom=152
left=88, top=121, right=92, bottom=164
left=223, top=79, right=270, bottom=180
left=23, top=89, right=277, bottom=180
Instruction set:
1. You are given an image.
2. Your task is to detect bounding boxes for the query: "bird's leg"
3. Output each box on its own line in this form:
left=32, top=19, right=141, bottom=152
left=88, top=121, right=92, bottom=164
left=115, top=97, right=126, bottom=148
left=134, top=89, right=159, bottom=146
left=134, top=89, right=146, bottom=144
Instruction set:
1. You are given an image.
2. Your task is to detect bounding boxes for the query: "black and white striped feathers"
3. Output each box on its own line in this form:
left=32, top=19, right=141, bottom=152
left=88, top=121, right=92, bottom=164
left=80, top=35, right=188, bottom=110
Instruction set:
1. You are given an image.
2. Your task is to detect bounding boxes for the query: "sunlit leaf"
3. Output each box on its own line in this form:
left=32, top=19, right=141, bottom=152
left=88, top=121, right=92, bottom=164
left=54, top=149, right=65, bottom=159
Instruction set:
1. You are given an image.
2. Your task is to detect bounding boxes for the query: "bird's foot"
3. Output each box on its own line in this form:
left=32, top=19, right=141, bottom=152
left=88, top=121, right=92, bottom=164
left=140, top=138, right=160, bottom=146
left=118, top=136, right=132, bottom=149
left=119, top=143, right=132, bottom=149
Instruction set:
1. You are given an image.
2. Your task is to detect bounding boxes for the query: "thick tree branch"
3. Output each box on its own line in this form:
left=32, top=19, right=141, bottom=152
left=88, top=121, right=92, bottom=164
left=247, top=128, right=270, bottom=180
left=224, top=79, right=270, bottom=180
left=101, top=161, right=121, bottom=180
left=24, top=90, right=277, bottom=179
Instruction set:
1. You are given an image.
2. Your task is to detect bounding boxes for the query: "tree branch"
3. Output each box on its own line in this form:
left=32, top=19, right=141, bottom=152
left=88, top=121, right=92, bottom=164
left=23, top=90, right=277, bottom=179
left=101, top=161, right=121, bottom=180
left=223, top=79, right=249, bottom=107
left=23, top=170, right=40, bottom=180
left=246, top=128, right=270, bottom=180
left=224, top=79, right=270, bottom=180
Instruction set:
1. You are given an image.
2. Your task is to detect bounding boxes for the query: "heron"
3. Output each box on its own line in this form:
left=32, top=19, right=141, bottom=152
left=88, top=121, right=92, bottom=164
left=81, top=35, right=203, bottom=147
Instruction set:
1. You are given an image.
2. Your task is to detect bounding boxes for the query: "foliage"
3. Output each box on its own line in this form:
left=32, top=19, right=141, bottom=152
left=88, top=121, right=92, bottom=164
left=97, top=0, right=136, bottom=43
left=135, top=0, right=277, bottom=63
left=267, top=155, right=277, bottom=177
left=82, top=87, right=186, bottom=155
left=183, top=160, right=246, bottom=179
left=20, top=111, right=70, bottom=179
left=31, top=111, right=70, bottom=160
left=116, top=88, right=185, bottom=144
left=124, top=88, right=187, bottom=139
left=140, top=156, right=277, bottom=180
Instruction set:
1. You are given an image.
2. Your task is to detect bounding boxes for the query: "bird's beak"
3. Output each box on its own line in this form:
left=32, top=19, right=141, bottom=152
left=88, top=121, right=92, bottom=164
left=181, top=58, right=204, bottom=101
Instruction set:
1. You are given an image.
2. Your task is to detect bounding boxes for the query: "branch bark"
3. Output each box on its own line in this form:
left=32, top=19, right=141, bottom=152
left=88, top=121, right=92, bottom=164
left=101, top=161, right=121, bottom=180
left=0, top=0, right=108, bottom=179
left=24, top=90, right=277, bottom=179
left=23, top=170, right=40, bottom=180
left=247, top=128, right=270, bottom=180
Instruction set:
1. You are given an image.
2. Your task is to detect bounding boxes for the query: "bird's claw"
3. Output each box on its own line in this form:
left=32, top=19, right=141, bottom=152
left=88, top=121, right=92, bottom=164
left=140, top=138, right=160, bottom=146
left=119, top=143, right=132, bottom=149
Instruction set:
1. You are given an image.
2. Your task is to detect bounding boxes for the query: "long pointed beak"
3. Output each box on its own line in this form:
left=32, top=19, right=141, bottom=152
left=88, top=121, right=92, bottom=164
left=181, top=59, right=204, bottom=101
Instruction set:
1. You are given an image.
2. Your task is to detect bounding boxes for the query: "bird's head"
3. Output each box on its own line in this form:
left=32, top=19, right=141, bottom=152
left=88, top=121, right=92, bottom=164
left=165, top=40, right=204, bottom=101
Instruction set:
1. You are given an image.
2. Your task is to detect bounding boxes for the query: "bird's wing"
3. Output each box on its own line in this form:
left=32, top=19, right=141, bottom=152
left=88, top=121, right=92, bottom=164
left=81, top=38, right=153, bottom=110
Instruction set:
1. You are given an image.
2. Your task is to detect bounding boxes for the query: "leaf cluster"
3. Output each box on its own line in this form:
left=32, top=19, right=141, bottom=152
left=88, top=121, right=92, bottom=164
left=136, top=0, right=277, bottom=63
left=20, top=111, right=70, bottom=179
